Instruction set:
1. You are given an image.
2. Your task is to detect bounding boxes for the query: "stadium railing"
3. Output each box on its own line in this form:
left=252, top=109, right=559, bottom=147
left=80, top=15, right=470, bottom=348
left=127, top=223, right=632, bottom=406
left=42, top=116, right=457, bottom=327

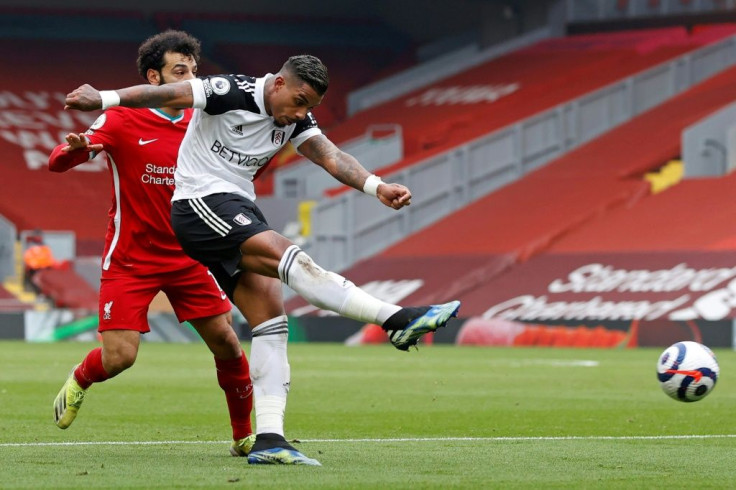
left=0, top=214, right=16, bottom=284
left=567, top=0, right=736, bottom=22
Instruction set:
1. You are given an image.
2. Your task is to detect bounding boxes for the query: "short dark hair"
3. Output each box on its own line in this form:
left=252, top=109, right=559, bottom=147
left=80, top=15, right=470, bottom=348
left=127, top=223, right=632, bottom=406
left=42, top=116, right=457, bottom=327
left=282, top=55, right=329, bottom=96
left=137, top=30, right=201, bottom=80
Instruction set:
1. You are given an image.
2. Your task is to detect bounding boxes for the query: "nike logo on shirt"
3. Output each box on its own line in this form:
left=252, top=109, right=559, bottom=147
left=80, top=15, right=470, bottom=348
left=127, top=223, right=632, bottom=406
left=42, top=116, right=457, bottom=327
left=138, top=138, right=158, bottom=146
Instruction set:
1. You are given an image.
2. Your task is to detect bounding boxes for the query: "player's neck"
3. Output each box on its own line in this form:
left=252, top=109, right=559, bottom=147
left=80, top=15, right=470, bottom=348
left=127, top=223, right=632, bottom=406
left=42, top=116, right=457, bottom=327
left=158, top=107, right=183, bottom=118
left=263, top=75, right=274, bottom=116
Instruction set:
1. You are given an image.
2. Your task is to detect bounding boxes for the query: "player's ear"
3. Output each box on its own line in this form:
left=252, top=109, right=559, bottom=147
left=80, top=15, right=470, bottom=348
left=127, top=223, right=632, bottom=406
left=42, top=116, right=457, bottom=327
left=273, top=74, right=286, bottom=91
left=147, top=68, right=162, bottom=86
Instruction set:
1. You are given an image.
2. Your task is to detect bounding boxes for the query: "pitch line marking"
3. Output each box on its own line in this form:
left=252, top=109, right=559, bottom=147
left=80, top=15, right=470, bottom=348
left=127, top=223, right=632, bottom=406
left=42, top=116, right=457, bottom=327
left=1, top=434, right=735, bottom=448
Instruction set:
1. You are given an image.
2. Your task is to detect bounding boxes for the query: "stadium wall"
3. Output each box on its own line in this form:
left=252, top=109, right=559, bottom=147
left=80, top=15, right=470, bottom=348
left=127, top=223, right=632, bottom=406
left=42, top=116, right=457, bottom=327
left=682, top=100, right=736, bottom=177
left=6, top=310, right=733, bottom=349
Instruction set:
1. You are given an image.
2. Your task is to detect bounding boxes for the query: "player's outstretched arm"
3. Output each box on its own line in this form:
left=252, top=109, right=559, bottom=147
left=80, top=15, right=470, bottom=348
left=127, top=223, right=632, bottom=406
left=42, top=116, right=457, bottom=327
left=48, top=133, right=104, bottom=173
left=64, top=82, right=194, bottom=111
left=298, top=134, right=411, bottom=210
left=62, top=133, right=103, bottom=153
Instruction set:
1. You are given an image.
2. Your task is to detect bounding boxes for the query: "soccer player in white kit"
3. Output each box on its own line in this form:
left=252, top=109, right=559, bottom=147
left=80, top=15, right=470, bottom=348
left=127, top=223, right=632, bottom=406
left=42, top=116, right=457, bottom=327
left=64, top=55, right=461, bottom=466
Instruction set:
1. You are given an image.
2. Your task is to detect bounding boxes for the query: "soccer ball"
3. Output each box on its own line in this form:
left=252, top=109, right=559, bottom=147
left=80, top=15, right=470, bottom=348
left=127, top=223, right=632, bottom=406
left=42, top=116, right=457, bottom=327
left=657, top=341, right=719, bottom=402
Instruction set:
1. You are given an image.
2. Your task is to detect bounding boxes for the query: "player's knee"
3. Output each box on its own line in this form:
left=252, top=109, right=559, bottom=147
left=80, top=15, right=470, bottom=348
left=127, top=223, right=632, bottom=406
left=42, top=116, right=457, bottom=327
left=196, top=317, right=242, bottom=358
left=102, top=344, right=138, bottom=375
left=212, top=329, right=241, bottom=355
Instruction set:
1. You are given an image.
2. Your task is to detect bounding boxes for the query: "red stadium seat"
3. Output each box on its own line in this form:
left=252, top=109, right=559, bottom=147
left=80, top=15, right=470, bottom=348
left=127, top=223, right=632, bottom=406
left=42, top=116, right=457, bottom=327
left=33, top=262, right=98, bottom=312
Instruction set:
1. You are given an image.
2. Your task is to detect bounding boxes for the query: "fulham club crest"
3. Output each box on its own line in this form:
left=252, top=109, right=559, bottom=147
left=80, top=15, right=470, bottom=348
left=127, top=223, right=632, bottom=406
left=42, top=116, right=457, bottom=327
left=233, top=213, right=252, bottom=226
left=271, top=129, right=285, bottom=146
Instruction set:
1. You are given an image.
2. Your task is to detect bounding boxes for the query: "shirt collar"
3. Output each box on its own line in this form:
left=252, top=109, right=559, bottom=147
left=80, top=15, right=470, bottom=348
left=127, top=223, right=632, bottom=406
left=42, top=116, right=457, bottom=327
left=149, top=108, right=185, bottom=123
left=255, top=74, right=270, bottom=116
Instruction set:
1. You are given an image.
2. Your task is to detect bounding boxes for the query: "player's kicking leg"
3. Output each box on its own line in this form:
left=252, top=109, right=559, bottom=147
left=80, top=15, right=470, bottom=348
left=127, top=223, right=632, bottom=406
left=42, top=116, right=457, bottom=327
left=276, top=244, right=461, bottom=351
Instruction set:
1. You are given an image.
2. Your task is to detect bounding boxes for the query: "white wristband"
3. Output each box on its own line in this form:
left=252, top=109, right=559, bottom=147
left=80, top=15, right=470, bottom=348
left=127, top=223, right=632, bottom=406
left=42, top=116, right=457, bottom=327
left=100, top=90, right=120, bottom=110
left=362, top=174, right=383, bottom=197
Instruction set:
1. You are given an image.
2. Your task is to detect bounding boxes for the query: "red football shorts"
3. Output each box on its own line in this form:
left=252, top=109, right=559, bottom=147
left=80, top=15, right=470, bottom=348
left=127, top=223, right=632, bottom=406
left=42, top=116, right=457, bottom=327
left=98, top=263, right=231, bottom=332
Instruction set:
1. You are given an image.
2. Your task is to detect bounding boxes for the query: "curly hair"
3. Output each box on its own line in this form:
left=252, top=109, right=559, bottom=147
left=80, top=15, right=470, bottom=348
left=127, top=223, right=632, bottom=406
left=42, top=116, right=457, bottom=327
left=282, top=55, right=329, bottom=96
left=136, top=30, right=201, bottom=80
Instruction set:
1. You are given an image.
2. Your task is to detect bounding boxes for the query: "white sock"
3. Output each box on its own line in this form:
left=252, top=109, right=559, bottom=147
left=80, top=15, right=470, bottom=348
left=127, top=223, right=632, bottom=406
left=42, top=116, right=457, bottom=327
left=250, top=316, right=290, bottom=436
left=278, top=245, right=400, bottom=324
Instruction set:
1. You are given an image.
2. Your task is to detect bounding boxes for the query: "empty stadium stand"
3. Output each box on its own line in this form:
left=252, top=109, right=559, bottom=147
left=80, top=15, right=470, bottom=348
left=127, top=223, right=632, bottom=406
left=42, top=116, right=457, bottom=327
left=0, top=38, right=144, bottom=254
left=285, top=61, right=736, bottom=322
left=0, top=30, right=226, bottom=255
left=303, top=25, right=736, bottom=197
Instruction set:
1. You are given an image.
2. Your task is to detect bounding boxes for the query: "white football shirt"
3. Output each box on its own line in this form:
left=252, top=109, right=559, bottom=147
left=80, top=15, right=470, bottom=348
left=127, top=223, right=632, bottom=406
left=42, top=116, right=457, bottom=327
left=172, top=74, right=321, bottom=202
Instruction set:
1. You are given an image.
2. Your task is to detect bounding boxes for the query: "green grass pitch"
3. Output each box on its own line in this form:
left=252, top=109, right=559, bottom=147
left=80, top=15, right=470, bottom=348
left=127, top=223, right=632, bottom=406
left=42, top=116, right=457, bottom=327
left=1, top=341, right=734, bottom=488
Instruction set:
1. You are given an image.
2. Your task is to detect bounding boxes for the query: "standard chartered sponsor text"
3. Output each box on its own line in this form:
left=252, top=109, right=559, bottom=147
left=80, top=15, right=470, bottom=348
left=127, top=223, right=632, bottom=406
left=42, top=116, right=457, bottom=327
left=142, top=163, right=175, bottom=185
left=483, top=295, right=691, bottom=321
left=548, top=263, right=736, bottom=293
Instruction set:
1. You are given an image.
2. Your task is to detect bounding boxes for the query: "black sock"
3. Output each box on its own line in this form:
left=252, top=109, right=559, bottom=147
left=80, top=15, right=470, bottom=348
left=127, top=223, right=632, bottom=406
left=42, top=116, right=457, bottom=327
left=253, top=433, right=296, bottom=451
left=381, top=306, right=431, bottom=331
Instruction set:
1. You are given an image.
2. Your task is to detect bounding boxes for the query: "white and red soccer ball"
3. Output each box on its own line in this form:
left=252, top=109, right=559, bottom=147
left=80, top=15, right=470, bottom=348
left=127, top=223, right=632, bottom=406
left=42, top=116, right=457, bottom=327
left=657, top=341, right=719, bottom=402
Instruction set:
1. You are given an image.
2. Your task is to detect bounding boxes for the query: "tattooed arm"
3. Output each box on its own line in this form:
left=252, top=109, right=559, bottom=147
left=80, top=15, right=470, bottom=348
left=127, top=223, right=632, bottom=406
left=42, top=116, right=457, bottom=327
left=64, top=82, right=194, bottom=111
left=298, top=134, right=368, bottom=189
left=298, top=134, right=412, bottom=210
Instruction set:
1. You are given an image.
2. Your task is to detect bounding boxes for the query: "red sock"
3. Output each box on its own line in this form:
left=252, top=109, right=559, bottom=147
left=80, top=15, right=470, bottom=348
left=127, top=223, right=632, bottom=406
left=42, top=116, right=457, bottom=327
left=74, top=347, right=110, bottom=390
left=215, top=353, right=253, bottom=440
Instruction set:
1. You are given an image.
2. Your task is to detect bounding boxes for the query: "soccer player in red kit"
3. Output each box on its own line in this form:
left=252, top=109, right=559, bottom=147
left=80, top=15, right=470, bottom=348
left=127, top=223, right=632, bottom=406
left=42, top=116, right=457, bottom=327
left=48, top=31, right=264, bottom=457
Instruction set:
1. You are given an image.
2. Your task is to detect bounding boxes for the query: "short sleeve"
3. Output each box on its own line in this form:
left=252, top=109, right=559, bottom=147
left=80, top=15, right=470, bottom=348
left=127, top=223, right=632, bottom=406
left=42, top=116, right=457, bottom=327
left=190, top=75, right=259, bottom=116
left=83, top=108, right=124, bottom=151
left=290, top=111, right=322, bottom=148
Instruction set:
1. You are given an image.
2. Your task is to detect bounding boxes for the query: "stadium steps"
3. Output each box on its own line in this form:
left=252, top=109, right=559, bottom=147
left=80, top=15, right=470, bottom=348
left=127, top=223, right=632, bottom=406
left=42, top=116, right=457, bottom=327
left=0, top=282, right=36, bottom=311
left=644, top=160, right=684, bottom=194
left=2, top=281, right=36, bottom=304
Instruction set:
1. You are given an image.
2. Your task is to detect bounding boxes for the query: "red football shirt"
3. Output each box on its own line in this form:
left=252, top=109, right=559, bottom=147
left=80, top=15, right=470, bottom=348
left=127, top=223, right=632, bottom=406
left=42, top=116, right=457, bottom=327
left=50, top=107, right=197, bottom=275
